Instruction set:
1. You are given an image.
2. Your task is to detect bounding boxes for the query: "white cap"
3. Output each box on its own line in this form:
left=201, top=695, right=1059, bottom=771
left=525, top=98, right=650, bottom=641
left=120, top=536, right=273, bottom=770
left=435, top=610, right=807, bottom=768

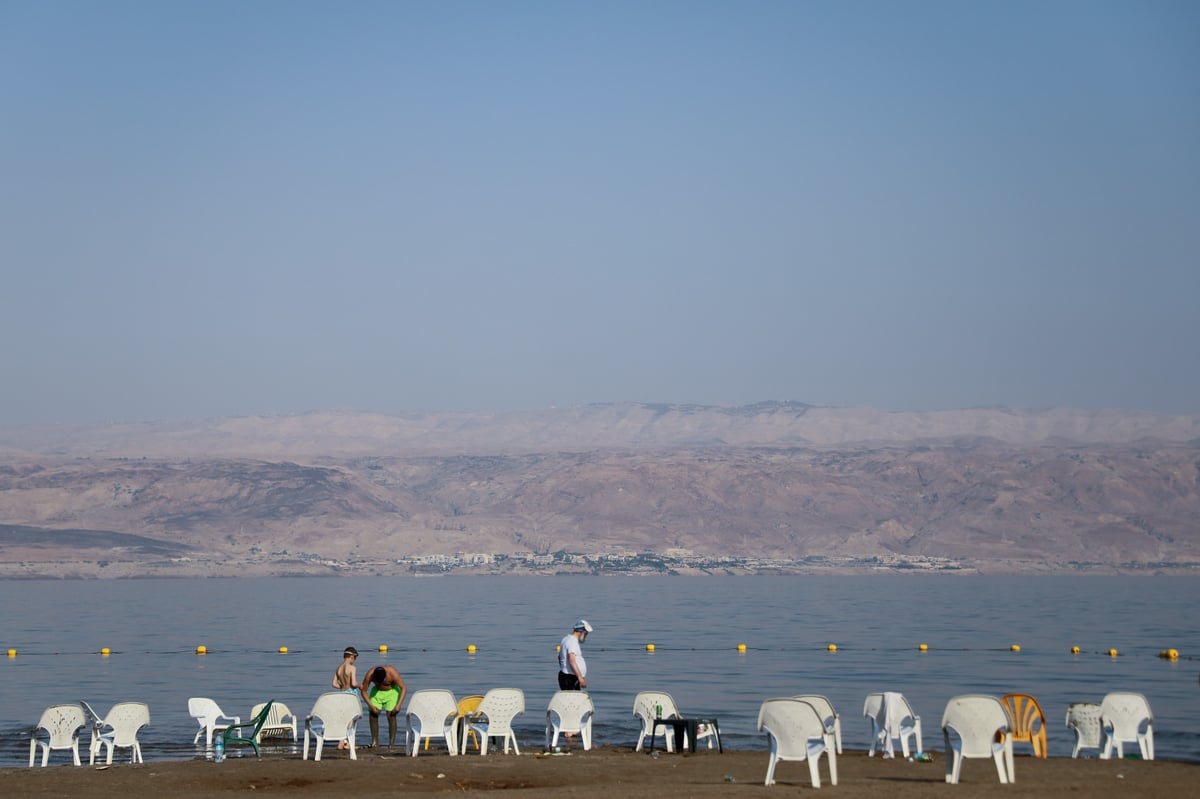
left=574, top=619, right=593, bottom=633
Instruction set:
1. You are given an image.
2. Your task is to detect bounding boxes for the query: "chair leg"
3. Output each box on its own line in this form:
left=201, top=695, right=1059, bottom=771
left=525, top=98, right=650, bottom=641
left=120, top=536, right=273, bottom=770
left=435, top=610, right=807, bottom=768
left=807, top=755, right=822, bottom=789
left=764, top=754, right=778, bottom=786
left=992, top=749, right=1007, bottom=783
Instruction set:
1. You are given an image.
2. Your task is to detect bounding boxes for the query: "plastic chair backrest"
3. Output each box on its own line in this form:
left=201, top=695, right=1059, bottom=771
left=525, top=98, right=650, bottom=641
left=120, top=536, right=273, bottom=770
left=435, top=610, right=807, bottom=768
left=104, top=702, right=151, bottom=747
left=1065, top=702, right=1103, bottom=751
left=458, top=695, right=484, bottom=717
left=37, top=703, right=88, bottom=749
left=1100, top=692, right=1152, bottom=739
left=406, top=690, right=458, bottom=736
left=757, top=698, right=826, bottom=759
left=634, top=691, right=680, bottom=722
left=477, top=688, right=525, bottom=733
left=941, top=694, right=1008, bottom=758
left=188, top=697, right=224, bottom=724
left=547, top=691, right=593, bottom=732
left=251, top=701, right=295, bottom=740
left=795, top=695, right=836, bottom=730
left=1001, top=694, right=1046, bottom=756
left=309, top=691, right=362, bottom=738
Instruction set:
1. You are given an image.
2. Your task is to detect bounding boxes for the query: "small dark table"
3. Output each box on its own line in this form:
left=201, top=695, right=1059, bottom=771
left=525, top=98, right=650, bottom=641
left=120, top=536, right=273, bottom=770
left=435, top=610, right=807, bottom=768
left=648, top=717, right=722, bottom=753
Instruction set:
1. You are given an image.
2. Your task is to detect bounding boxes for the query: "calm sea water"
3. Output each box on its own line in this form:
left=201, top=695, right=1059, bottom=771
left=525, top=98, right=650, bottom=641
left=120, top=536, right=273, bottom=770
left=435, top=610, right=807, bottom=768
left=1, top=575, right=1197, bottom=768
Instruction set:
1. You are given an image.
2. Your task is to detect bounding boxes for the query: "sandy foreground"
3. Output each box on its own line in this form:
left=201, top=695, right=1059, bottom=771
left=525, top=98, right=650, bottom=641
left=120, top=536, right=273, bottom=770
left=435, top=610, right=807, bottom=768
left=3, top=746, right=1194, bottom=797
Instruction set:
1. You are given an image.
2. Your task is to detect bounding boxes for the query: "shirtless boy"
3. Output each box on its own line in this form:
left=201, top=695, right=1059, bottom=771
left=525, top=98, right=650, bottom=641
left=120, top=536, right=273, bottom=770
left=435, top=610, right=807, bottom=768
left=333, top=647, right=359, bottom=692
left=332, top=646, right=360, bottom=749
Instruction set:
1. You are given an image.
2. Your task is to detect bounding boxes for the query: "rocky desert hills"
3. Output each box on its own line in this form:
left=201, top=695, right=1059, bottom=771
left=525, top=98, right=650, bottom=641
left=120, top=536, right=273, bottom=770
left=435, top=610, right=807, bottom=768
left=1, top=402, right=1198, bottom=578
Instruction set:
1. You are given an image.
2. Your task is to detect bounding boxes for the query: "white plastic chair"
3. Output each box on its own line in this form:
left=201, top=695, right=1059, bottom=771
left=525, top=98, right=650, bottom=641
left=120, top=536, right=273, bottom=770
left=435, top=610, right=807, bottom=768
left=757, top=697, right=837, bottom=787
left=250, top=701, right=297, bottom=742
left=632, top=690, right=716, bottom=752
left=404, top=689, right=459, bottom=756
left=1099, top=692, right=1154, bottom=760
left=304, top=691, right=362, bottom=761
left=188, top=697, right=240, bottom=746
left=794, top=694, right=842, bottom=754
left=29, top=703, right=88, bottom=767
left=461, top=688, right=525, bottom=755
left=545, top=691, right=594, bottom=750
left=940, top=694, right=1014, bottom=785
left=1065, top=702, right=1103, bottom=758
left=864, top=691, right=923, bottom=758
left=87, top=702, right=150, bottom=765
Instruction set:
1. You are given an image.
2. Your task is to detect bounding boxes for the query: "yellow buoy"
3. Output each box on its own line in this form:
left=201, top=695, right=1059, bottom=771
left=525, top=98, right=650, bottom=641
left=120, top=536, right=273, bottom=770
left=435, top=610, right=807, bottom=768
left=827, top=643, right=837, bottom=652
left=1071, top=646, right=1081, bottom=654
left=1010, top=644, right=1021, bottom=652
left=467, top=644, right=477, bottom=653
left=737, top=643, right=747, bottom=652
left=1108, top=648, right=1118, bottom=657
left=101, top=647, right=111, bottom=656
left=555, top=644, right=561, bottom=652
left=645, top=643, right=655, bottom=652
left=919, top=643, right=928, bottom=652
left=1159, top=648, right=1179, bottom=660
left=196, top=645, right=207, bottom=655
left=7, top=648, right=17, bottom=658
left=278, top=646, right=288, bottom=654
left=378, top=644, right=388, bottom=653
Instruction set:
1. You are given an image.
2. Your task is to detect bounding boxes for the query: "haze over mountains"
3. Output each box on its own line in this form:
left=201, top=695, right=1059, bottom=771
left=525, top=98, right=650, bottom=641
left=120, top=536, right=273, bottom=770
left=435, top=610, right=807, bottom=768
left=1, top=402, right=1198, bottom=578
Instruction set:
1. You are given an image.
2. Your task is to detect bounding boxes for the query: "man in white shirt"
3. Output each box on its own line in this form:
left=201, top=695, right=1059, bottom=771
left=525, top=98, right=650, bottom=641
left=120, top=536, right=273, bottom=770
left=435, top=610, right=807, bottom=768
left=557, top=619, right=593, bottom=690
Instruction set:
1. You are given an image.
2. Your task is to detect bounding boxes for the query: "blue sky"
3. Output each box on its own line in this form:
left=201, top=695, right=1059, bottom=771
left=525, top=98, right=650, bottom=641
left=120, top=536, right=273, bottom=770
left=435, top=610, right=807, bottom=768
left=2, top=1, right=1197, bottom=424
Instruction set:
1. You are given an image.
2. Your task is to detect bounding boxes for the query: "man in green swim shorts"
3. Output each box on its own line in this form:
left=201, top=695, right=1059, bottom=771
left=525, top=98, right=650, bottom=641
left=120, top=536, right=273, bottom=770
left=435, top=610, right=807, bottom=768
left=360, top=664, right=408, bottom=749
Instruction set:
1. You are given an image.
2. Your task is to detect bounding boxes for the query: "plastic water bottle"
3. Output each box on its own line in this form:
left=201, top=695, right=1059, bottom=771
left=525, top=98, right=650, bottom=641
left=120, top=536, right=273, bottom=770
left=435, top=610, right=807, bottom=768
left=213, top=736, right=225, bottom=763
left=655, top=703, right=662, bottom=719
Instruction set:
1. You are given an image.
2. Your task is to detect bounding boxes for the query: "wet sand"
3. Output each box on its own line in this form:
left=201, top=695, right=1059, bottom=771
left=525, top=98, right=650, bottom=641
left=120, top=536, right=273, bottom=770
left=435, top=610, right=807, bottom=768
left=3, top=746, right=1194, bottom=797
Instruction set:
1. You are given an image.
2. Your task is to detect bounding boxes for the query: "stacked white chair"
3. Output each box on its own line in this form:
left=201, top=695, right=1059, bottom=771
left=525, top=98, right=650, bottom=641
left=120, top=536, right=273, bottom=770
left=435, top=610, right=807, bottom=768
left=461, top=688, right=525, bottom=755
left=1099, top=692, right=1154, bottom=760
left=404, top=689, right=459, bottom=756
left=794, top=694, right=842, bottom=754
left=545, top=691, right=594, bottom=750
left=757, top=697, right=837, bottom=787
left=304, top=691, right=362, bottom=761
left=940, top=694, right=1014, bottom=785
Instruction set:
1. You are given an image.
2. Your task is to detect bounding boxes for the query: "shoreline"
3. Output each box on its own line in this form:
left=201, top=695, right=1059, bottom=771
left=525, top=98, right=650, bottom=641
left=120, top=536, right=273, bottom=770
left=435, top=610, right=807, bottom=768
left=4, top=746, right=1196, bottom=797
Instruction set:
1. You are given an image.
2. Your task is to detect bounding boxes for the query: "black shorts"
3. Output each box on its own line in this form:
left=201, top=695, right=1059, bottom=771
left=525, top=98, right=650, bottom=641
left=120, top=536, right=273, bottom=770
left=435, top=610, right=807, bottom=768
left=558, top=672, right=582, bottom=691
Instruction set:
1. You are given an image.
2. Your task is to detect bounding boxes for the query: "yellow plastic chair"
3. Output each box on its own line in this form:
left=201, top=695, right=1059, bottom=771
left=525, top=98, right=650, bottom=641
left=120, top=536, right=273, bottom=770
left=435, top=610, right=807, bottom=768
left=1000, top=694, right=1047, bottom=758
left=454, top=695, right=484, bottom=752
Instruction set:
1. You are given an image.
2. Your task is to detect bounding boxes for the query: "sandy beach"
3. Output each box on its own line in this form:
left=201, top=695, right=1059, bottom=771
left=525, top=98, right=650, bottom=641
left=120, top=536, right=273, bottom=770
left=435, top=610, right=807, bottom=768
left=3, top=746, right=1194, bottom=797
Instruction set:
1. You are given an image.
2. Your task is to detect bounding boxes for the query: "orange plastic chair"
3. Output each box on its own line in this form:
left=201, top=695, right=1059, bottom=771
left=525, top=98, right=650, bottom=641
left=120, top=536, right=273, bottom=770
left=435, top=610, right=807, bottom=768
left=1000, top=694, right=1047, bottom=758
left=454, top=695, right=484, bottom=752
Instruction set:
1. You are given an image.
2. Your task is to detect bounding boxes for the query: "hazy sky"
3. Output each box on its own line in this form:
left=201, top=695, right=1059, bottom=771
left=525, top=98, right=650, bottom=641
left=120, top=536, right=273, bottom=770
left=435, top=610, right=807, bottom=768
left=2, top=1, right=1197, bottom=425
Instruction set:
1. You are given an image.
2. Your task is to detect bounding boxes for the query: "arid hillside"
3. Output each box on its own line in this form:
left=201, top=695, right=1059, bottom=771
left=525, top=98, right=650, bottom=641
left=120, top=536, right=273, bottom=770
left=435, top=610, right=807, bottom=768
left=1, top=403, right=1197, bottom=577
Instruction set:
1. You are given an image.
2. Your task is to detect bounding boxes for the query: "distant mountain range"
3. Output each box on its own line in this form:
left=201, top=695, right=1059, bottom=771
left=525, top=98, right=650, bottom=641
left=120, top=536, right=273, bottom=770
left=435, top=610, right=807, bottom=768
left=1, top=403, right=1197, bottom=577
